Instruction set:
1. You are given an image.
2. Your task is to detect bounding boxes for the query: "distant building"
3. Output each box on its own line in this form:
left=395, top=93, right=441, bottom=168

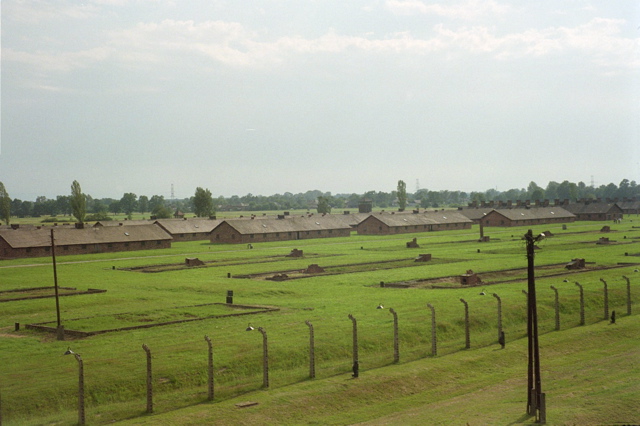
left=617, top=199, right=640, bottom=215
left=563, top=201, right=624, bottom=221
left=356, top=211, right=473, bottom=235
left=210, top=215, right=352, bottom=244
left=0, top=224, right=172, bottom=259
left=93, top=220, right=152, bottom=227
left=479, top=207, right=575, bottom=227
left=154, top=218, right=222, bottom=242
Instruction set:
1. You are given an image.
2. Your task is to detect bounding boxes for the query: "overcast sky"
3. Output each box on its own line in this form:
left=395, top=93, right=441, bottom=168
left=1, top=0, right=639, bottom=200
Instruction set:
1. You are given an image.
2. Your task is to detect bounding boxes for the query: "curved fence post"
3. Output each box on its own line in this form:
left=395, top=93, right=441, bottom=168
left=305, top=320, right=315, bottom=379
left=575, top=282, right=585, bottom=326
left=622, top=275, right=631, bottom=315
left=257, top=327, right=269, bottom=388
left=600, top=278, right=609, bottom=321
left=427, top=303, right=437, bottom=357
left=550, top=286, right=560, bottom=331
left=492, top=293, right=502, bottom=343
left=76, top=353, right=85, bottom=425
left=204, top=335, right=214, bottom=401
left=460, top=298, right=470, bottom=349
left=348, top=314, right=359, bottom=377
left=389, top=308, right=399, bottom=363
left=142, top=344, right=153, bottom=413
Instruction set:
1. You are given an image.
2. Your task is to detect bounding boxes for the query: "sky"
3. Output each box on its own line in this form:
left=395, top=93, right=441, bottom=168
left=1, top=0, right=639, bottom=201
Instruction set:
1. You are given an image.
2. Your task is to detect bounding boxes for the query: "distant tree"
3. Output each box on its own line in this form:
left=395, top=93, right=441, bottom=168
left=55, top=195, right=71, bottom=216
left=149, top=195, right=165, bottom=213
left=32, top=196, right=57, bottom=217
left=527, top=181, right=544, bottom=201
left=317, top=196, right=332, bottom=214
left=109, top=201, right=122, bottom=215
left=138, top=195, right=149, bottom=214
left=0, top=182, right=11, bottom=225
left=397, top=180, right=407, bottom=211
left=530, top=188, right=545, bottom=202
left=70, top=180, right=87, bottom=223
left=152, top=205, right=172, bottom=219
left=120, top=193, right=137, bottom=218
left=91, top=199, right=107, bottom=214
left=484, top=188, right=500, bottom=202
left=545, top=181, right=560, bottom=200
left=427, top=190, right=443, bottom=208
left=557, top=180, right=577, bottom=201
left=16, top=200, right=33, bottom=217
left=470, top=192, right=486, bottom=203
left=193, top=187, right=214, bottom=217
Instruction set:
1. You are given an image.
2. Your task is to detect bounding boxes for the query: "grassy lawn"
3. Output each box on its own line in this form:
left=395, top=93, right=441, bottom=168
left=0, top=217, right=638, bottom=424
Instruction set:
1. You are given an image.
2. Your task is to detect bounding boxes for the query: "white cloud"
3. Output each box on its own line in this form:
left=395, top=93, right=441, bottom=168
left=2, top=47, right=114, bottom=71
left=386, top=0, right=510, bottom=20
left=3, top=0, right=101, bottom=23
left=4, top=14, right=637, bottom=81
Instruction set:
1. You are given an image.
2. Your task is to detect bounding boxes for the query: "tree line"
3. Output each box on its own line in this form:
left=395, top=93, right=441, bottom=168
left=0, top=179, right=638, bottom=225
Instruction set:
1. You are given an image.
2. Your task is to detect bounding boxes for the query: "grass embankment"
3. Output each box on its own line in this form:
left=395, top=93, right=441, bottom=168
left=118, top=316, right=640, bottom=425
left=0, top=219, right=638, bottom=424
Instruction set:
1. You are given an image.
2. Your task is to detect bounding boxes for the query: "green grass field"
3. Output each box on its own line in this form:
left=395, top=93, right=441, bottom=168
left=1, top=217, right=639, bottom=425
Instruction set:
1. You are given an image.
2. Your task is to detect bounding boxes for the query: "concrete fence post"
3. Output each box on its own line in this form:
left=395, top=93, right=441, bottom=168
left=550, top=286, right=560, bottom=331
left=257, top=327, right=269, bottom=388
left=600, top=278, right=609, bottom=321
left=460, top=298, right=470, bottom=349
left=142, top=344, right=153, bottom=413
left=305, top=320, right=315, bottom=379
left=492, top=293, right=502, bottom=343
left=204, top=335, right=214, bottom=401
left=76, top=354, right=85, bottom=425
left=622, top=275, right=631, bottom=315
left=427, top=303, right=437, bottom=357
left=348, top=314, right=359, bottom=377
left=575, top=282, right=585, bottom=326
left=389, top=308, right=399, bottom=363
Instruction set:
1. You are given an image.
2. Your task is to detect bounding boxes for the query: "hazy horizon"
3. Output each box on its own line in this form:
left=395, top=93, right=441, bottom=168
left=2, top=1, right=638, bottom=201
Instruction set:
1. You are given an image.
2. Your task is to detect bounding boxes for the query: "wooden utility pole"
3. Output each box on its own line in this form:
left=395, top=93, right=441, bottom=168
left=50, top=229, right=63, bottom=340
left=525, top=230, right=545, bottom=423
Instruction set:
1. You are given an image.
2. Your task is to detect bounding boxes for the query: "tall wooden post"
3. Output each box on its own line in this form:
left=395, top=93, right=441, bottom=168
left=622, top=275, right=631, bottom=315
left=600, top=278, right=609, bottom=321
left=50, top=229, right=64, bottom=340
left=389, top=308, right=399, bottom=363
left=525, top=230, right=545, bottom=423
left=305, top=320, right=315, bottom=379
left=257, top=327, right=269, bottom=388
left=427, top=303, right=437, bottom=356
left=142, top=344, right=153, bottom=413
left=550, top=286, right=560, bottom=331
left=492, top=293, right=502, bottom=343
left=575, top=282, right=585, bottom=326
left=459, top=298, right=470, bottom=349
left=204, top=335, right=214, bottom=401
left=348, top=314, right=359, bottom=377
